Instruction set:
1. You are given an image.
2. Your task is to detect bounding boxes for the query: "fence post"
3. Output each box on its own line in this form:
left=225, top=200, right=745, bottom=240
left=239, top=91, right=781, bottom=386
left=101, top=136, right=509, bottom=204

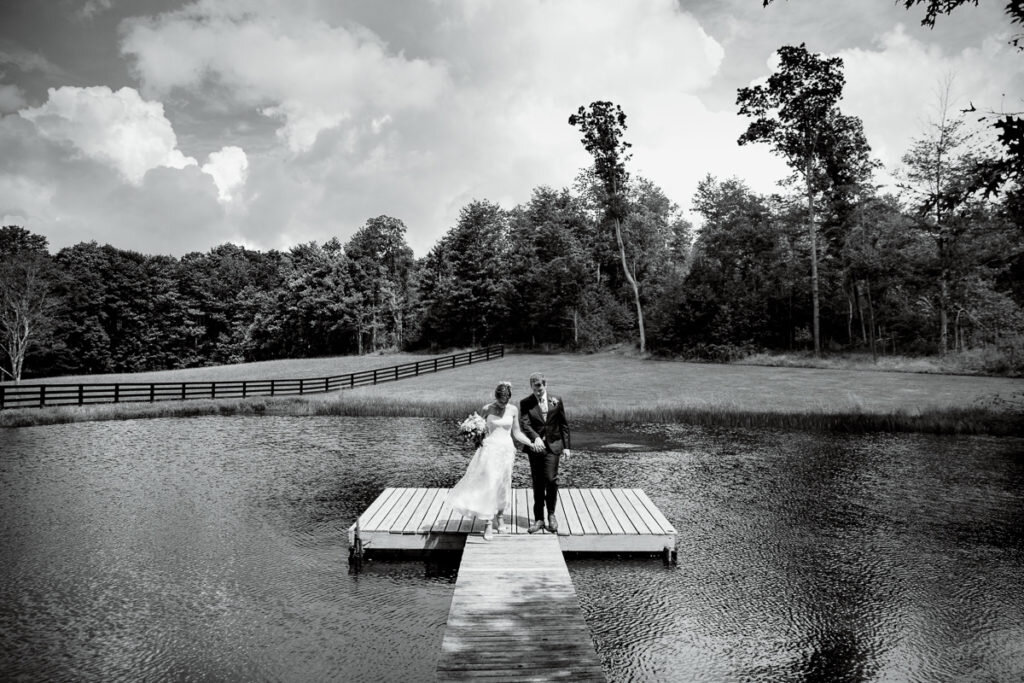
left=40, top=385, right=46, bottom=408
left=373, top=369, right=378, bottom=385
left=271, top=379, right=276, bottom=396
left=299, top=379, right=305, bottom=395
left=350, top=374, right=354, bottom=389
left=113, top=385, right=119, bottom=404
left=0, top=385, right=4, bottom=410
left=394, top=365, right=399, bottom=381
left=78, top=385, right=84, bottom=406
left=415, top=361, right=420, bottom=376
left=324, top=377, right=329, bottom=392
left=242, top=381, right=247, bottom=399
left=434, top=358, right=438, bottom=372
left=150, top=384, right=155, bottom=403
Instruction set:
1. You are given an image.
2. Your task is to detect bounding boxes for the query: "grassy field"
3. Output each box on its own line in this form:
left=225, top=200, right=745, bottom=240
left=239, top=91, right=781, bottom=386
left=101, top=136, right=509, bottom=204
left=3, top=350, right=1021, bottom=433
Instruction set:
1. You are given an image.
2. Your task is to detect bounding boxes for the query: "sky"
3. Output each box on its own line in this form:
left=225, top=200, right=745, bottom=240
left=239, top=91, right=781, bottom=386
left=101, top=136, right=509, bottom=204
left=1, top=0, right=1020, bottom=258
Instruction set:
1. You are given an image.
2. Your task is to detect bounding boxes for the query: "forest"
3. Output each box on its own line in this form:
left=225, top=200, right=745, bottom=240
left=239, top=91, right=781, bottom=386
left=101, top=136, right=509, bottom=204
left=2, top=44, right=1022, bottom=381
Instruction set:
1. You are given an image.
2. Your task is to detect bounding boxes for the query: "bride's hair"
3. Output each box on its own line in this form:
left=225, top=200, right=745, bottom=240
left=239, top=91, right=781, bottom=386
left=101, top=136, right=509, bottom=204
left=493, top=381, right=512, bottom=400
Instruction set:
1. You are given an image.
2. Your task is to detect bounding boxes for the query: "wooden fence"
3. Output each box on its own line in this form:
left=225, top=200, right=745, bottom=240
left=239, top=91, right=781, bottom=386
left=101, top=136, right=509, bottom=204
left=0, top=345, right=504, bottom=411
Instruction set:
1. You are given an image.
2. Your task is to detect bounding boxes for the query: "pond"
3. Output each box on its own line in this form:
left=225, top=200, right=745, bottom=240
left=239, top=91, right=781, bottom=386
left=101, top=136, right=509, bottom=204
left=1, top=416, right=1022, bottom=681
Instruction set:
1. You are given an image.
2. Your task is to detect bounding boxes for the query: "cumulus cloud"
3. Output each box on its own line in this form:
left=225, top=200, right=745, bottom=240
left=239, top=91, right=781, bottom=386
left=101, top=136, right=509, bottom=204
left=201, top=145, right=248, bottom=202
left=121, top=0, right=450, bottom=153
left=837, top=25, right=1023, bottom=167
left=0, top=109, right=231, bottom=256
left=19, top=86, right=198, bottom=184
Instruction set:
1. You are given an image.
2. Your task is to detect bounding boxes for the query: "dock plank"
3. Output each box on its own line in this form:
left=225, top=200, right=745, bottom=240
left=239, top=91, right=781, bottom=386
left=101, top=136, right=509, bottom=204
left=404, top=488, right=441, bottom=534
left=631, top=488, right=676, bottom=533
left=558, top=486, right=584, bottom=536
left=567, top=488, right=599, bottom=535
left=389, top=485, right=425, bottom=532
left=516, top=487, right=531, bottom=533
left=362, top=489, right=405, bottom=532
left=395, top=485, right=432, bottom=532
left=615, top=488, right=659, bottom=535
left=355, top=486, right=394, bottom=529
left=377, top=487, right=417, bottom=531
left=417, top=488, right=447, bottom=533
left=597, top=488, right=639, bottom=535
left=579, top=488, right=614, bottom=534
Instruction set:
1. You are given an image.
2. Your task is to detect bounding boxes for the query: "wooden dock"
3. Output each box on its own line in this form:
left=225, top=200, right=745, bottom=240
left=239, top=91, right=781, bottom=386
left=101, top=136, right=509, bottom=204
left=436, top=533, right=605, bottom=681
left=347, top=487, right=676, bottom=554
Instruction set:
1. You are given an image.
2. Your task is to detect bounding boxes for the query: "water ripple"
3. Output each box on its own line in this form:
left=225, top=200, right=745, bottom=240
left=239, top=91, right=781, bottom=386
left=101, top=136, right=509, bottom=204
left=2, top=417, right=1022, bottom=681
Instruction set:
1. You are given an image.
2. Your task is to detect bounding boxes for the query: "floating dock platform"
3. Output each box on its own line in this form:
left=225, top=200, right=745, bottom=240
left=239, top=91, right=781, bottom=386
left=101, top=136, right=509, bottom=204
left=347, top=487, right=676, bottom=554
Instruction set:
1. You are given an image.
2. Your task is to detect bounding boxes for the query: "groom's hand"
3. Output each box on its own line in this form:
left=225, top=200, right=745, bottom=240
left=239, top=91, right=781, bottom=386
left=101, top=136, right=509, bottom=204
left=532, top=438, right=544, bottom=452
left=563, top=449, right=571, bottom=459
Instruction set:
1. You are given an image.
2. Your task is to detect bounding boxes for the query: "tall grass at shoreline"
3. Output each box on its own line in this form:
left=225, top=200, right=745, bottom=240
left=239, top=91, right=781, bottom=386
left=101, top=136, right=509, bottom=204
left=3, top=392, right=1020, bottom=435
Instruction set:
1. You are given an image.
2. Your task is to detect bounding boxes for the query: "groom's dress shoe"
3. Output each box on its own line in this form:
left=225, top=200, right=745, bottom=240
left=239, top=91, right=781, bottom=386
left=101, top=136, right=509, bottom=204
left=528, top=519, right=545, bottom=534
left=546, top=515, right=558, bottom=533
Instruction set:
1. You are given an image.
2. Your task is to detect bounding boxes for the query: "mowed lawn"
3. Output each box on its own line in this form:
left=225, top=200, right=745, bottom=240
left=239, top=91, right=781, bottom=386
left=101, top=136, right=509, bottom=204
left=339, top=351, right=1022, bottom=416
left=6, top=350, right=1021, bottom=430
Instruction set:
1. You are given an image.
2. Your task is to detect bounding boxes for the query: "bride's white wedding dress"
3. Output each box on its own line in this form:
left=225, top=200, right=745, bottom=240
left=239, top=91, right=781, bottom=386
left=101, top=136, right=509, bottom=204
left=446, top=410, right=516, bottom=518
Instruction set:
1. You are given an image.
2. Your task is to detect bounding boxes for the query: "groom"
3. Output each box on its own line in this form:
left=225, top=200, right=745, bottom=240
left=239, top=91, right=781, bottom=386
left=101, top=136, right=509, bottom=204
left=519, top=372, right=571, bottom=534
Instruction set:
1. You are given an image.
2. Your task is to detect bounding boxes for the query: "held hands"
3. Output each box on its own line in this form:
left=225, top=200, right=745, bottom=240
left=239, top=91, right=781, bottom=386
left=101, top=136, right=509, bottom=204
left=532, top=438, right=545, bottom=452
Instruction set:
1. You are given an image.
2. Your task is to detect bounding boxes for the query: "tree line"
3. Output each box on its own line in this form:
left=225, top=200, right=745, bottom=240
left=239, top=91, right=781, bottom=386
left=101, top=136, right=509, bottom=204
left=2, top=43, right=1022, bottom=381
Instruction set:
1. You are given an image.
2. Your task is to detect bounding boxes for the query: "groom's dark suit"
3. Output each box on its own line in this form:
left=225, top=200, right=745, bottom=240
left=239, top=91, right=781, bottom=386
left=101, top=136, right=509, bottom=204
left=519, top=393, right=571, bottom=524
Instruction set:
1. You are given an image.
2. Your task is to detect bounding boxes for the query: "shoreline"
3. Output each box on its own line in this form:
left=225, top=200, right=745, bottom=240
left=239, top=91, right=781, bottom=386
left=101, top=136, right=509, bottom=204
left=3, top=393, right=1021, bottom=436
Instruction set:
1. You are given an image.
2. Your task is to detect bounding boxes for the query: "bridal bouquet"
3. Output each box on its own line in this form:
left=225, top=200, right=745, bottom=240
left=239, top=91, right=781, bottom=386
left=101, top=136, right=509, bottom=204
left=458, top=413, right=487, bottom=448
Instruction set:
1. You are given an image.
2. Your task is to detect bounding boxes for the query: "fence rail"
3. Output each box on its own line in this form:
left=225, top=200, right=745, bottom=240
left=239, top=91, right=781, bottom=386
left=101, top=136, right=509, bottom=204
left=0, top=345, right=504, bottom=411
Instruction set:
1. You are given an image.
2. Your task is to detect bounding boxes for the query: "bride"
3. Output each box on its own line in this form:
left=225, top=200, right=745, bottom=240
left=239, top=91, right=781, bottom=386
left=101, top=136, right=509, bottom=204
left=445, top=381, right=534, bottom=541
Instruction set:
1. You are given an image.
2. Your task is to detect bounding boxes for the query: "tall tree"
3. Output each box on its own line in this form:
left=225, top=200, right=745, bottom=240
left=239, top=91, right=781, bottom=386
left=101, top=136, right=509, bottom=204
left=569, top=101, right=647, bottom=352
left=737, top=43, right=847, bottom=356
left=898, top=82, right=988, bottom=353
left=345, top=216, right=415, bottom=353
left=0, top=227, right=56, bottom=382
left=416, top=200, right=512, bottom=348
left=507, top=187, right=593, bottom=346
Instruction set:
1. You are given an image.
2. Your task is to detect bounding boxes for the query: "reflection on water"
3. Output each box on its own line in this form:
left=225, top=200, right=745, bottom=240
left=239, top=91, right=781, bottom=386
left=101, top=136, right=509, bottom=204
left=1, top=417, right=1022, bottom=682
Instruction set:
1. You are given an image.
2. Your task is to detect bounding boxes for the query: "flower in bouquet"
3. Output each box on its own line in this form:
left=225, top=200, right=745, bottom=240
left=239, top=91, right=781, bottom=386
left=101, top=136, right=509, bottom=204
left=458, top=413, right=487, bottom=448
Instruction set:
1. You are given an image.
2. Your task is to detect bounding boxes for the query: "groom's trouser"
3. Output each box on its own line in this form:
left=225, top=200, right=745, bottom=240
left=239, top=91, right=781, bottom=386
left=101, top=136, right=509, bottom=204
left=528, top=450, right=560, bottom=521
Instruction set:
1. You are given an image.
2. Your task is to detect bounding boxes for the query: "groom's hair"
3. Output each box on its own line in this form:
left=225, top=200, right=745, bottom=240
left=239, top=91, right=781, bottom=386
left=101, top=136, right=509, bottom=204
left=529, top=372, right=546, bottom=386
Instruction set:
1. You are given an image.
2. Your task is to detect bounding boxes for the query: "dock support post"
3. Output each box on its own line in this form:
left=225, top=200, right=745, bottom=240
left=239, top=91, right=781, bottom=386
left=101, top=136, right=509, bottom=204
left=349, top=521, right=364, bottom=572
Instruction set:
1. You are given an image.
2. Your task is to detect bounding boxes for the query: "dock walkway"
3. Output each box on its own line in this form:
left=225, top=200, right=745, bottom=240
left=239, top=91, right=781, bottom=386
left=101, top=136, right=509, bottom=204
left=436, top=533, right=605, bottom=681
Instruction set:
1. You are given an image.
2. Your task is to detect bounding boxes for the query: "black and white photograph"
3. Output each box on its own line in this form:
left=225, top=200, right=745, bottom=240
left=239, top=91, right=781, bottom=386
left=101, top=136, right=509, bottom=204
left=2, top=1, right=1023, bottom=680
